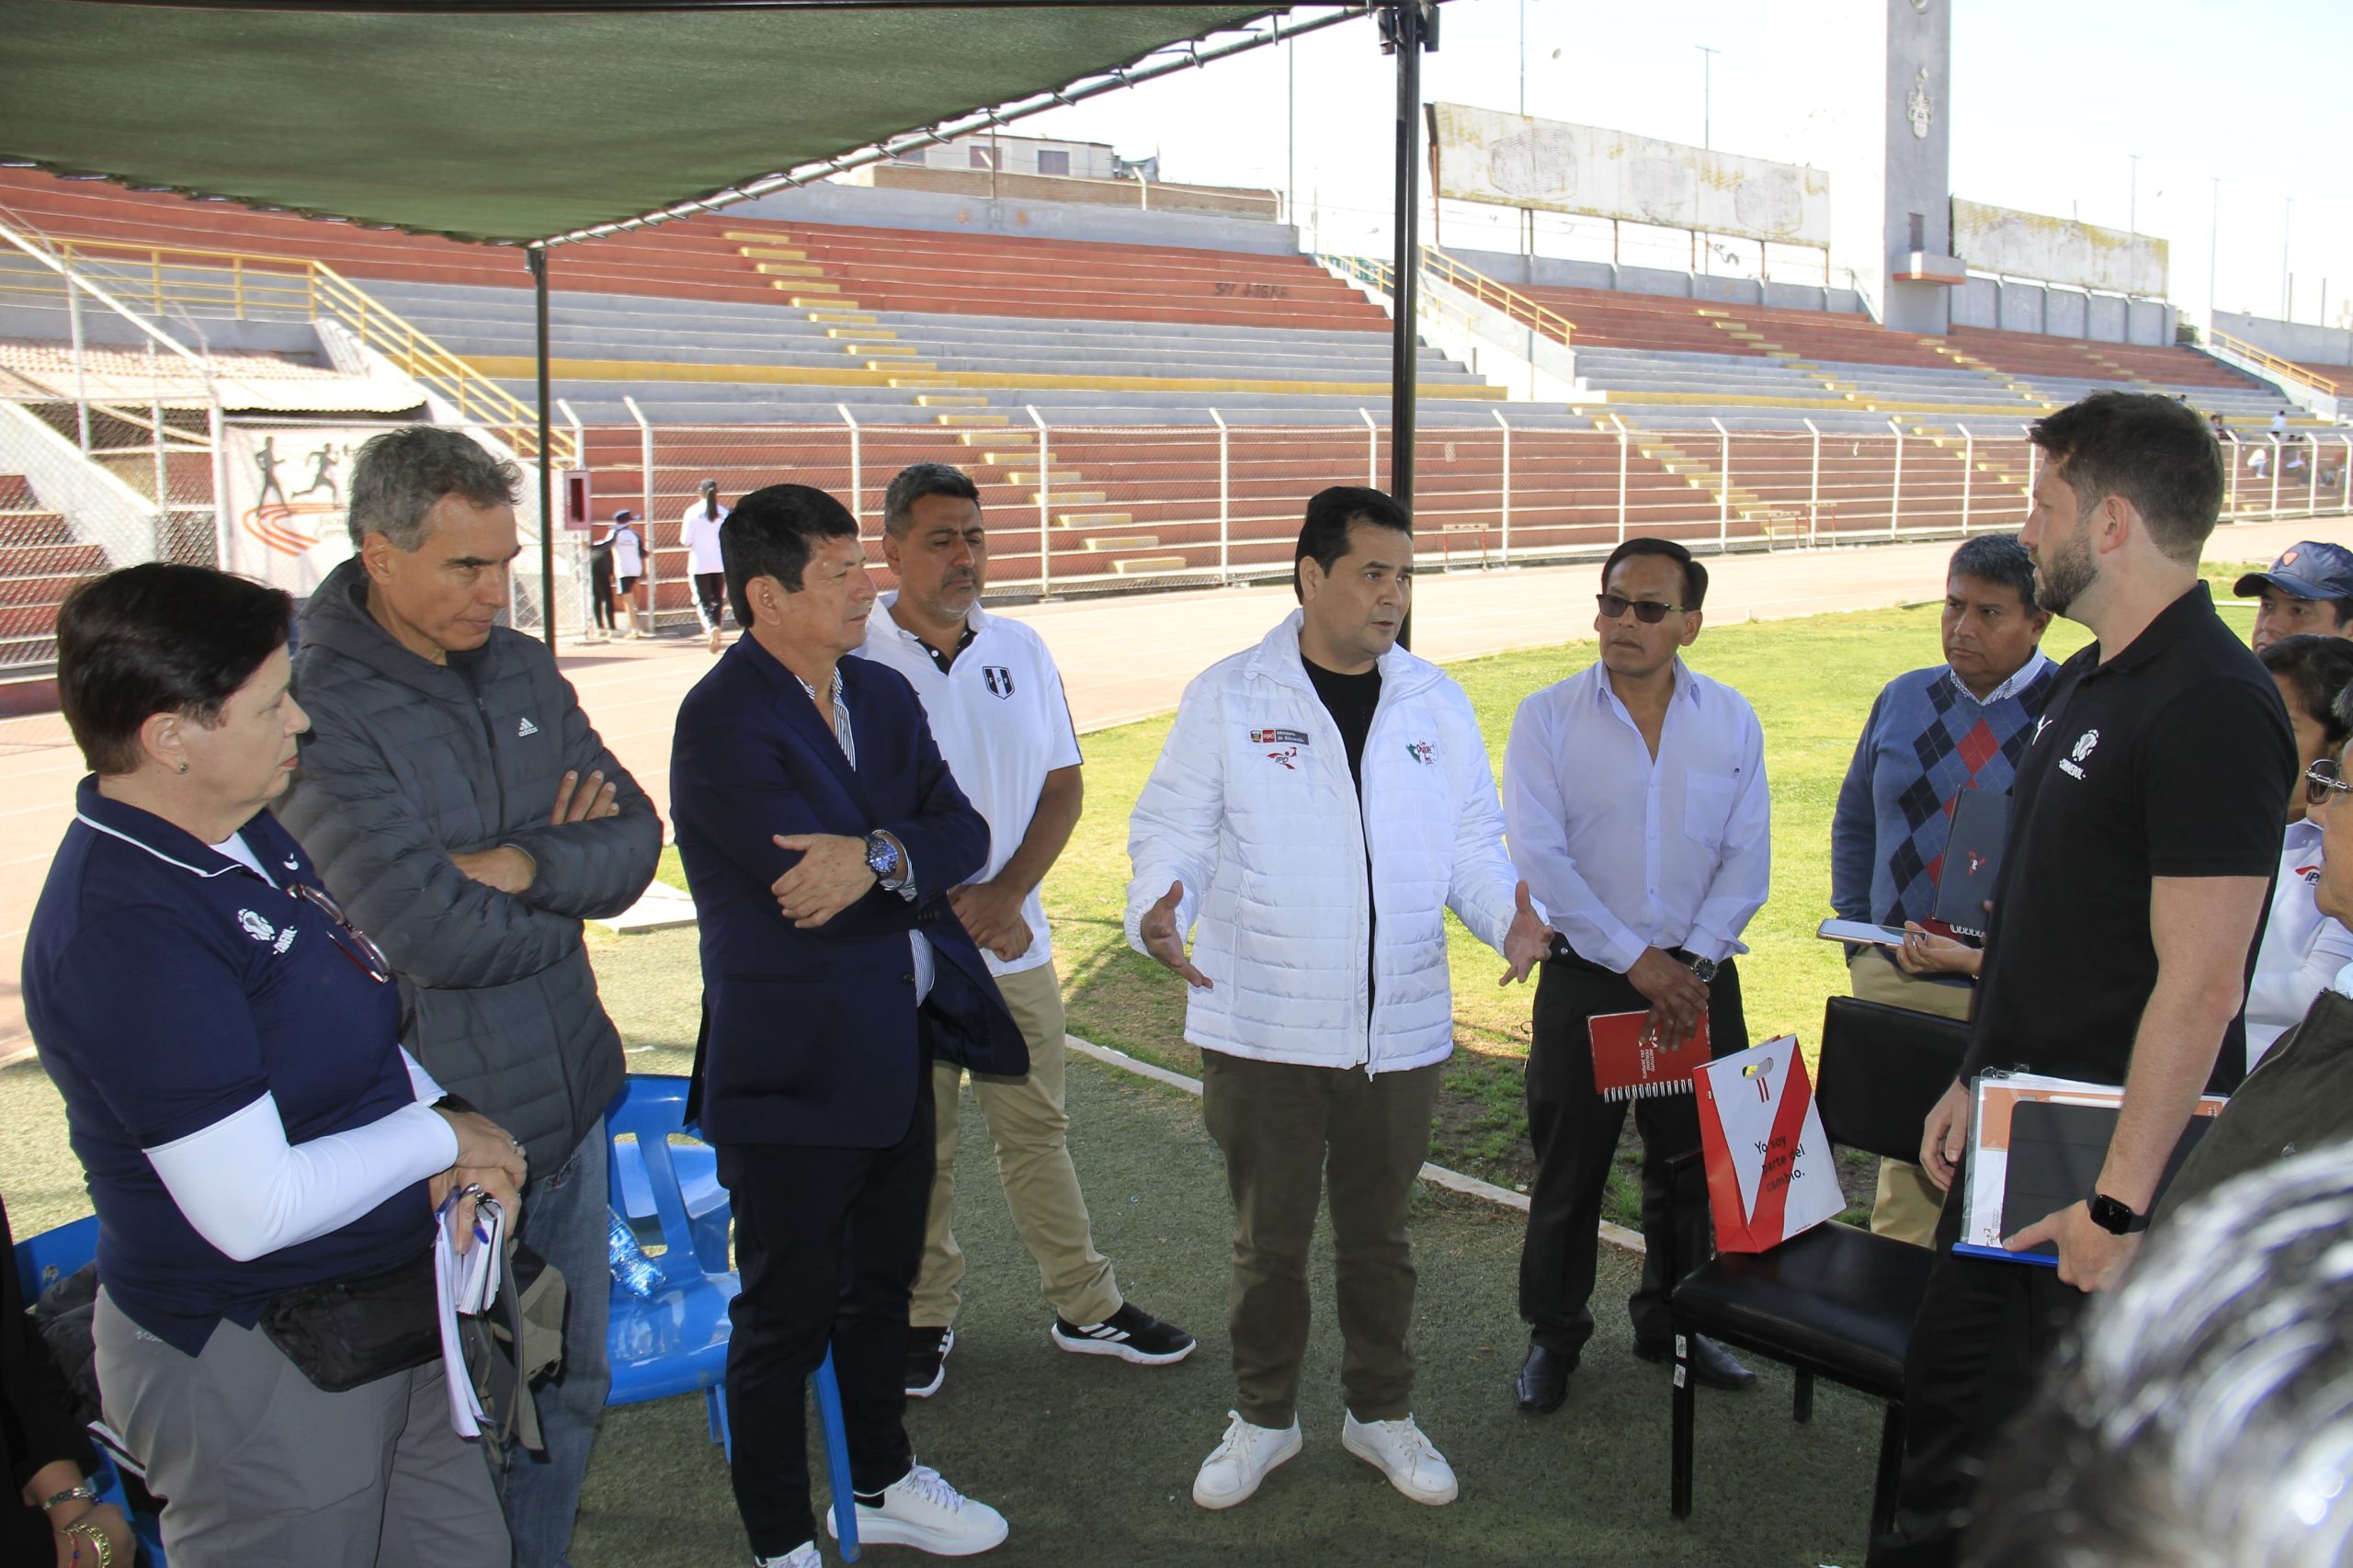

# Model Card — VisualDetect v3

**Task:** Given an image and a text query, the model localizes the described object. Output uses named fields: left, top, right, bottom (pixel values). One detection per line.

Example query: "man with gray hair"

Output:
left=1828, top=532, right=2056, bottom=1246
left=278, top=423, right=662, bottom=1568
left=853, top=461, right=1194, bottom=1400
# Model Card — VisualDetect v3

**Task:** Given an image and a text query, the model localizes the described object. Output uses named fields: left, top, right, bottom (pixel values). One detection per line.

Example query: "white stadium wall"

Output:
left=1428, top=104, right=1832, bottom=251
left=2215, top=311, right=2353, bottom=368
left=1950, top=199, right=2168, bottom=300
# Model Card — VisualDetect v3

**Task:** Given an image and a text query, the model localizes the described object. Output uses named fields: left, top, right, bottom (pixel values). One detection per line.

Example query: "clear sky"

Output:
left=1002, top=0, right=2350, bottom=330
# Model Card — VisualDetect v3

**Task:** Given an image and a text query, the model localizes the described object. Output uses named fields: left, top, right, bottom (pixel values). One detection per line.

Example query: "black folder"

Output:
left=1934, top=790, right=2009, bottom=937
left=1997, top=1100, right=2216, bottom=1262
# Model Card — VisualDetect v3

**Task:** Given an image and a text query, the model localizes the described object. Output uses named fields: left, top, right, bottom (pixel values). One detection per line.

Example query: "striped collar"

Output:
left=71, top=776, right=269, bottom=881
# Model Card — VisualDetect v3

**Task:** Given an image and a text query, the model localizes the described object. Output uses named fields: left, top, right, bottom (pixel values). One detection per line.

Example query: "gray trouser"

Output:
left=95, top=1286, right=508, bottom=1568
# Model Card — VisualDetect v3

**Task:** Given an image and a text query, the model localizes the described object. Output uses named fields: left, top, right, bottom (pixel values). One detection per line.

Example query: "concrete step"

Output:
left=825, top=327, right=894, bottom=340
left=915, top=394, right=990, bottom=407
left=1109, top=556, right=1188, bottom=575
left=848, top=343, right=920, bottom=357
left=961, top=429, right=1029, bottom=446
left=937, top=414, right=1009, bottom=427
left=806, top=311, right=879, bottom=326
left=870, top=359, right=936, bottom=371
left=1057, top=510, right=1132, bottom=528
left=1033, top=490, right=1108, bottom=506
left=723, top=230, right=794, bottom=243
left=738, top=246, right=808, bottom=262
left=1004, top=470, right=1083, bottom=486
left=889, top=379, right=960, bottom=390
left=779, top=286, right=847, bottom=300
left=755, top=263, right=826, bottom=278
left=1082, top=535, right=1161, bottom=551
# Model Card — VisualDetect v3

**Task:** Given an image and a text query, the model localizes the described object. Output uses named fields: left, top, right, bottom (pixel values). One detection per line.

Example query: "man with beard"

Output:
left=1868, top=392, right=2295, bottom=1567
left=854, top=463, right=1194, bottom=1398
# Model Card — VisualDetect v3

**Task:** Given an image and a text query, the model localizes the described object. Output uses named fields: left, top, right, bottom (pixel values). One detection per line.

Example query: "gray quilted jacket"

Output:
left=277, top=558, right=660, bottom=1172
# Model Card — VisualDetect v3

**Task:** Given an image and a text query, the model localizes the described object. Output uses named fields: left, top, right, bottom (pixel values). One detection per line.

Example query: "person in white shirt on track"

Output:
left=683, top=479, right=731, bottom=653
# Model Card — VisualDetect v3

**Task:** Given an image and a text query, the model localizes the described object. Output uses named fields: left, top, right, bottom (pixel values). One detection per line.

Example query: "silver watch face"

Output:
left=1689, top=957, right=1718, bottom=983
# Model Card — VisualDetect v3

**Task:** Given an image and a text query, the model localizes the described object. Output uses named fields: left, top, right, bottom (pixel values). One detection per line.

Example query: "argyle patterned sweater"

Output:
left=1830, top=661, right=2061, bottom=927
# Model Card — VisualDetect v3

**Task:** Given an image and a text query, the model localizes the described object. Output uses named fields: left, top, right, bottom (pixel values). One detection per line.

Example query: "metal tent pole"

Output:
left=1386, top=1, right=1426, bottom=508
left=529, top=247, right=557, bottom=649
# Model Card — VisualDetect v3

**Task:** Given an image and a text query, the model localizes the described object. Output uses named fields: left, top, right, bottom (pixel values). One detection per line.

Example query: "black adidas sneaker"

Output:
left=1049, top=1302, right=1197, bottom=1365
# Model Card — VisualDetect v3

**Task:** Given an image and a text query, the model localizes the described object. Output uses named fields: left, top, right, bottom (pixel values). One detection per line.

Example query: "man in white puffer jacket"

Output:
left=1126, top=486, right=1551, bottom=1514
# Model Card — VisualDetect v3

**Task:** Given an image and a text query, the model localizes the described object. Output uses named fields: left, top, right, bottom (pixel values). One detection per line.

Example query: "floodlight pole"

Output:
left=529, top=246, right=556, bottom=649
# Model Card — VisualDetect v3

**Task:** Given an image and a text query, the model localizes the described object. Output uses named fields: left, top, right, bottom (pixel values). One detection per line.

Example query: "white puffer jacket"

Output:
left=1124, top=611, right=1525, bottom=1074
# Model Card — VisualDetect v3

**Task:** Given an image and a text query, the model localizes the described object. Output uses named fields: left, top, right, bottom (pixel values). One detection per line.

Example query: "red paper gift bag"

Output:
left=1694, top=1035, right=1845, bottom=1253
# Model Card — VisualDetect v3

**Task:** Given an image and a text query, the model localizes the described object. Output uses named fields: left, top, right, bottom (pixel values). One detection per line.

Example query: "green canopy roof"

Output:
left=0, top=0, right=1283, bottom=244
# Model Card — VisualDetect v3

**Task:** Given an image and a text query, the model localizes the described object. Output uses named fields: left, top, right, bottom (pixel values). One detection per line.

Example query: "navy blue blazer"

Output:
left=672, top=634, right=1027, bottom=1148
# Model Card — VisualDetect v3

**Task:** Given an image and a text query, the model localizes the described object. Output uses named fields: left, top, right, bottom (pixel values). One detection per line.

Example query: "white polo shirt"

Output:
left=681, top=502, right=729, bottom=574
left=854, top=593, right=1083, bottom=975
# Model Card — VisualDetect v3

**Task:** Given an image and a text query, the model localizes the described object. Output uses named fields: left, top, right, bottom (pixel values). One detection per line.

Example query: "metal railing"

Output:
left=1323, top=247, right=1577, bottom=352
left=2210, top=330, right=2338, bottom=397
left=0, top=235, right=574, bottom=466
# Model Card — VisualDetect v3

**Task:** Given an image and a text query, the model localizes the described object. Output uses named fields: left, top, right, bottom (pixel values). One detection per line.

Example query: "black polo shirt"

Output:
left=1961, top=583, right=2293, bottom=1093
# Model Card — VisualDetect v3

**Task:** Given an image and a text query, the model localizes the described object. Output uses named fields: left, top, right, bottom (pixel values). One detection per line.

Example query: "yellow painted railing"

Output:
left=2211, top=329, right=2337, bottom=398
left=2, top=236, right=574, bottom=464
left=1415, top=246, right=1576, bottom=349
left=1321, top=249, right=1576, bottom=352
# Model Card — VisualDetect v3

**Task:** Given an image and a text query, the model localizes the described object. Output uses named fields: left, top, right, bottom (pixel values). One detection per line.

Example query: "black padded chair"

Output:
left=1665, top=995, right=1969, bottom=1541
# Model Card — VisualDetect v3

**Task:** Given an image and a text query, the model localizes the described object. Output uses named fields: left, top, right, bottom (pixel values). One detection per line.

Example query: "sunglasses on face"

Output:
left=2309, top=758, right=2353, bottom=810
left=1597, top=593, right=1686, bottom=625
left=290, top=881, right=392, bottom=983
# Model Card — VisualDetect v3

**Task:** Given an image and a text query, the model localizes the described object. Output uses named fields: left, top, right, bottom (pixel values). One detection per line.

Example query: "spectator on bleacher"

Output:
left=684, top=479, right=731, bottom=654
left=586, top=515, right=617, bottom=644
left=23, top=563, right=525, bottom=1568
left=2235, top=540, right=2353, bottom=654
left=1502, top=538, right=1770, bottom=1414
left=1829, top=534, right=2056, bottom=1247
left=1961, top=1144, right=2353, bottom=1568
left=1126, top=487, right=1549, bottom=1512
left=854, top=463, right=1195, bottom=1401
left=2206, top=410, right=2227, bottom=441
left=1871, top=392, right=2294, bottom=1568
left=670, top=483, right=1023, bottom=1564
left=2271, top=408, right=2290, bottom=439
left=2245, top=635, right=2353, bottom=1069
left=277, top=427, right=662, bottom=1568
left=610, top=507, right=647, bottom=639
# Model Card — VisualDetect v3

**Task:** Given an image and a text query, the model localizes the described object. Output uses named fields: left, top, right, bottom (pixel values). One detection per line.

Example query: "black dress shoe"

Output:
left=1514, top=1343, right=1576, bottom=1414
left=1632, top=1334, right=1756, bottom=1391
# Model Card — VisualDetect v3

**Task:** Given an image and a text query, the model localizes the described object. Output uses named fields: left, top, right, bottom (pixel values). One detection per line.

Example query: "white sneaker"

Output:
left=1341, top=1412, right=1458, bottom=1506
left=754, top=1544, right=821, bottom=1568
left=824, top=1463, right=1007, bottom=1556
left=1191, top=1410, right=1302, bottom=1510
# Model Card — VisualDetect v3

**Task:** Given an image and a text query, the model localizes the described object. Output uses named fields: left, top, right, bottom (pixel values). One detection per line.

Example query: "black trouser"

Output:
left=694, top=571, right=728, bottom=632
left=1518, top=950, right=1747, bottom=1357
left=589, top=552, right=615, bottom=629
left=715, top=1088, right=933, bottom=1557
left=1864, top=1170, right=2086, bottom=1568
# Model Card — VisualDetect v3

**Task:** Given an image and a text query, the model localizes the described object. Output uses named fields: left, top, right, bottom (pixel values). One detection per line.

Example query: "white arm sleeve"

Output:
left=399, top=1047, right=447, bottom=1104
left=144, top=1094, right=460, bottom=1263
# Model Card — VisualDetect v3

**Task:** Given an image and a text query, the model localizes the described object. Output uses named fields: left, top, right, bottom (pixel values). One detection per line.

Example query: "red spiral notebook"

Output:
left=1587, top=1010, right=1711, bottom=1102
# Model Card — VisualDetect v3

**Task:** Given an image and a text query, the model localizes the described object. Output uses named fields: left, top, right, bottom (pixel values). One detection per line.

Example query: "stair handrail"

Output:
left=1415, top=247, right=1575, bottom=349
left=2209, top=329, right=2337, bottom=397
left=0, top=231, right=573, bottom=465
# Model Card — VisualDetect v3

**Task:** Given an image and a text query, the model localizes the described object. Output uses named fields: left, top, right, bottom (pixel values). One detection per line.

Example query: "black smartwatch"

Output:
left=2086, top=1191, right=2148, bottom=1235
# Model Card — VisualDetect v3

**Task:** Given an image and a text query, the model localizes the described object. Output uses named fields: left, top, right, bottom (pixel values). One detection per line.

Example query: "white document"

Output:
left=434, top=1191, right=506, bottom=1437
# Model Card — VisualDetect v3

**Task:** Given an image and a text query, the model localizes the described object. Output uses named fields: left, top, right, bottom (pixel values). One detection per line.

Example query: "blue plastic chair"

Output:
left=602, top=1074, right=858, bottom=1560
left=611, top=1125, right=730, bottom=1273
left=12, top=1214, right=170, bottom=1568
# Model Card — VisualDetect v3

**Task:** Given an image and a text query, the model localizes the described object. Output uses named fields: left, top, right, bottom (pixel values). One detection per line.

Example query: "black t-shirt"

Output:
left=1303, top=656, right=1381, bottom=792
left=1304, top=653, right=1381, bottom=1013
left=1961, top=583, right=2295, bottom=1092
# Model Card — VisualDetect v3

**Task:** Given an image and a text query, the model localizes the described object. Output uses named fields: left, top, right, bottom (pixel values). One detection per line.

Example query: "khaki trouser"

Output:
left=1847, top=948, right=1974, bottom=1249
left=913, top=959, right=1122, bottom=1329
left=1199, top=1050, right=1442, bottom=1429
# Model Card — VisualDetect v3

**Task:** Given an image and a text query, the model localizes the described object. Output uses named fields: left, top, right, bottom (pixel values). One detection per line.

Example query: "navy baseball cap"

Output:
left=2235, top=541, right=2353, bottom=603
left=611, top=508, right=636, bottom=522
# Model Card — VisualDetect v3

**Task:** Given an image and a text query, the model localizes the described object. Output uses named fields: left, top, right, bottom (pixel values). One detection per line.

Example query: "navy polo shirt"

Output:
left=23, top=780, right=430, bottom=1354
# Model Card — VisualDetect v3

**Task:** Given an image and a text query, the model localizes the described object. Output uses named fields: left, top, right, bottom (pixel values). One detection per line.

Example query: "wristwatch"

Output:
left=863, top=831, right=904, bottom=887
left=2086, top=1191, right=2149, bottom=1235
left=1687, top=955, right=1719, bottom=984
